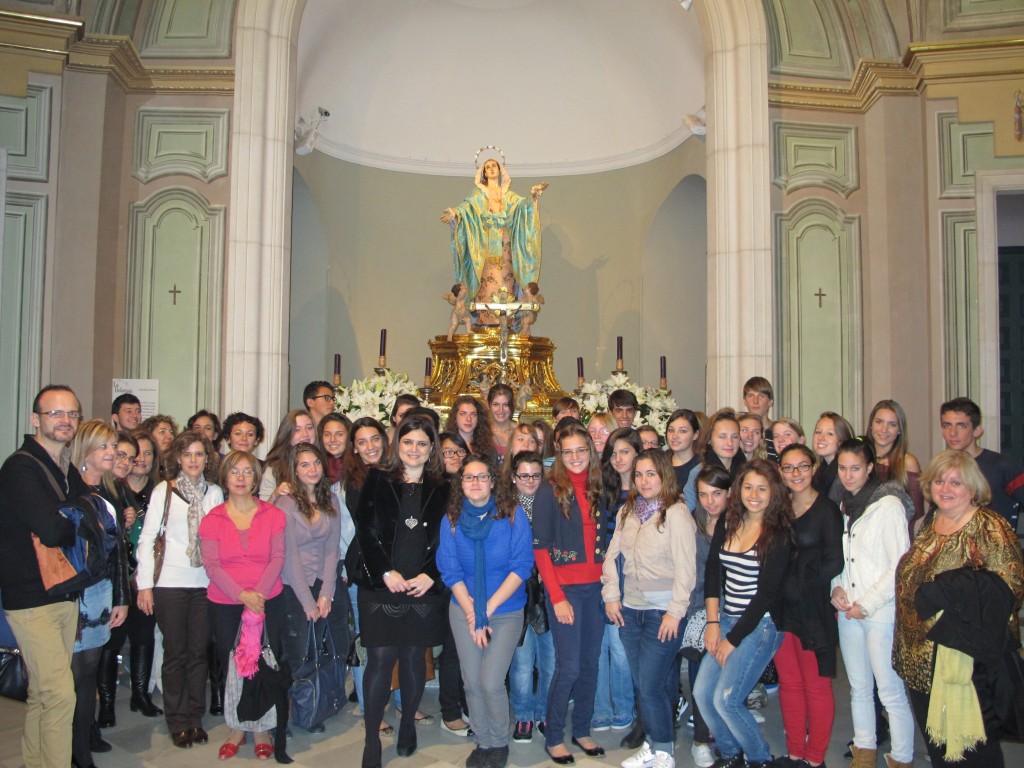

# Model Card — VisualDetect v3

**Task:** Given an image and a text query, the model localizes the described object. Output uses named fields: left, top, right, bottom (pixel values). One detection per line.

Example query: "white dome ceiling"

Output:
left=296, top=0, right=705, bottom=176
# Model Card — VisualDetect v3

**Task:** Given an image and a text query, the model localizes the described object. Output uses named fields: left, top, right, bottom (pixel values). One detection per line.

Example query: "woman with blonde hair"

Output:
left=895, top=450, right=1024, bottom=768
left=586, top=412, right=617, bottom=455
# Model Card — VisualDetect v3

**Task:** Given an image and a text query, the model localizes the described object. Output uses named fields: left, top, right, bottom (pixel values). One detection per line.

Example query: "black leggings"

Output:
left=71, top=646, right=102, bottom=767
left=361, top=645, right=426, bottom=767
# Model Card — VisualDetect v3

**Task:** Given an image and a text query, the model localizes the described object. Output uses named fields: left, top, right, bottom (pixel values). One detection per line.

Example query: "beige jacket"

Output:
left=602, top=501, right=697, bottom=619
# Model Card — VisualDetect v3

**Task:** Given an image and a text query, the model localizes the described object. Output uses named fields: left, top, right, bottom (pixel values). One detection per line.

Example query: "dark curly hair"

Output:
left=343, top=417, right=389, bottom=491
left=163, top=429, right=219, bottom=483
left=282, top=442, right=336, bottom=520
left=445, top=395, right=495, bottom=461
left=446, top=454, right=516, bottom=528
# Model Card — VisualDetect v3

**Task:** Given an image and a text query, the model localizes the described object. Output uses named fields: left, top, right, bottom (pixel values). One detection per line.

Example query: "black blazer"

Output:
left=352, top=467, right=449, bottom=593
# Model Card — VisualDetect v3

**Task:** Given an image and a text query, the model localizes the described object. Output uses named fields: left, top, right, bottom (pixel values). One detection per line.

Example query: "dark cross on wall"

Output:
left=169, top=284, right=181, bottom=305
left=814, top=288, right=826, bottom=308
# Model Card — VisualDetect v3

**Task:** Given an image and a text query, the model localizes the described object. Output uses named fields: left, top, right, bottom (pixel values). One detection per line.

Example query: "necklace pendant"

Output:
left=405, top=516, right=418, bottom=529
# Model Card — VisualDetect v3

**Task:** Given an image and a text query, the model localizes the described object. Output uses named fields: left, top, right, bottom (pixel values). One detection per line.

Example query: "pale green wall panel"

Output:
left=764, top=0, right=854, bottom=80
left=126, top=188, right=224, bottom=425
left=941, top=211, right=979, bottom=400
left=938, top=112, right=1024, bottom=199
left=0, top=85, right=51, bottom=183
left=140, top=0, right=236, bottom=59
left=943, top=0, right=1024, bottom=31
left=1, top=191, right=46, bottom=454
left=133, top=107, right=230, bottom=182
left=772, top=121, right=859, bottom=197
left=775, top=199, right=862, bottom=431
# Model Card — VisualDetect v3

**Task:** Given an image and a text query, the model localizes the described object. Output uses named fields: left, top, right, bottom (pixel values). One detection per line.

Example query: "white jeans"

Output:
left=837, top=613, right=915, bottom=763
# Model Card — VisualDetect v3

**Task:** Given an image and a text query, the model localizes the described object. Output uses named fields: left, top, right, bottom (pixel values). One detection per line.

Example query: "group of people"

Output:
left=1, top=376, right=1023, bottom=768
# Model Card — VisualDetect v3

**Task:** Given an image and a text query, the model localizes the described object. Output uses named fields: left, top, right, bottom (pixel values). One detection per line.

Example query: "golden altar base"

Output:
left=425, top=330, right=568, bottom=419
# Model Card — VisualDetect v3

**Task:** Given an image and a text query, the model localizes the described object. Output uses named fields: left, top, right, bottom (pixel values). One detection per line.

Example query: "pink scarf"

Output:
left=235, top=607, right=266, bottom=679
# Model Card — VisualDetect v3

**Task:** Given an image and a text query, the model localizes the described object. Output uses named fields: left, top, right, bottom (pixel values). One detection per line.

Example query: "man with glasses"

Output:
left=0, top=384, right=87, bottom=768
left=302, top=380, right=336, bottom=427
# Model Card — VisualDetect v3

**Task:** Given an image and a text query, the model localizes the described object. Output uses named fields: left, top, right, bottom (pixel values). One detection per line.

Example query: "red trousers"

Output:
left=774, top=632, right=835, bottom=764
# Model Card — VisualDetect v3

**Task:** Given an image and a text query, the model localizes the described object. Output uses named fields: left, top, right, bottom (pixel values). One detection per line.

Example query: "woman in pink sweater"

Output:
left=199, top=451, right=286, bottom=760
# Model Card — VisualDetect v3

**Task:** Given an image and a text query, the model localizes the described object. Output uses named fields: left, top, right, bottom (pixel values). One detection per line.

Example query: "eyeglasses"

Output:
left=309, top=394, right=334, bottom=402
left=515, top=473, right=542, bottom=481
left=780, top=462, right=813, bottom=474
left=462, top=474, right=493, bottom=484
left=560, top=447, right=589, bottom=458
left=115, top=451, right=138, bottom=465
left=442, top=448, right=467, bottom=458
left=228, top=468, right=255, bottom=477
left=36, top=409, right=81, bottom=420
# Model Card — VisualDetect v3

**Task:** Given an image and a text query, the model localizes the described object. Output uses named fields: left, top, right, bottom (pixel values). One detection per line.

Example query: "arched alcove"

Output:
left=642, top=175, right=708, bottom=407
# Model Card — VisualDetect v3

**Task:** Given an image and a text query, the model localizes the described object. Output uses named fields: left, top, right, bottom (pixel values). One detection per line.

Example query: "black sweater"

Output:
left=0, top=436, right=85, bottom=609
left=704, top=515, right=791, bottom=647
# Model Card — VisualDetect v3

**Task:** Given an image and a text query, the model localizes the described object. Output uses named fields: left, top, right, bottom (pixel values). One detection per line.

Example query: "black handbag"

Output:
left=0, top=646, right=28, bottom=702
left=289, top=619, right=347, bottom=729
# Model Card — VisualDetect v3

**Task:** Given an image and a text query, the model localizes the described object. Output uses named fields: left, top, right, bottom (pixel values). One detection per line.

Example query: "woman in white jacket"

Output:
left=830, top=438, right=914, bottom=768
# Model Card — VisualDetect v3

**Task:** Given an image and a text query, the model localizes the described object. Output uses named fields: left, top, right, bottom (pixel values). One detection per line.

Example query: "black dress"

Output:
left=354, top=470, right=449, bottom=647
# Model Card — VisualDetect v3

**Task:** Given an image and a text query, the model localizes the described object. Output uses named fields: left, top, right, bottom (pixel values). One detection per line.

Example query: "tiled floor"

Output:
left=1, top=669, right=1021, bottom=767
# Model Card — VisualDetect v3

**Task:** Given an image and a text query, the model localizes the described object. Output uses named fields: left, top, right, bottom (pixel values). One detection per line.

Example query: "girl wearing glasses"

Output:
left=775, top=444, right=844, bottom=768
left=532, top=421, right=608, bottom=763
left=352, top=415, right=450, bottom=768
left=277, top=442, right=346, bottom=732
left=438, top=455, right=534, bottom=768
left=508, top=450, right=554, bottom=743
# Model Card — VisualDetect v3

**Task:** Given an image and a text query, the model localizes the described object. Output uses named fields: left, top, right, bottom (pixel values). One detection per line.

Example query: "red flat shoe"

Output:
left=218, top=742, right=239, bottom=760
left=255, top=743, right=274, bottom=760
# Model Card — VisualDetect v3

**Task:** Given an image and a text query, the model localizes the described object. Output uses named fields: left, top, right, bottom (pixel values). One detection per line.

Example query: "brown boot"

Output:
left=850, top=745, right=877, bottom=768
left=883, top=754, right=912, bottom=768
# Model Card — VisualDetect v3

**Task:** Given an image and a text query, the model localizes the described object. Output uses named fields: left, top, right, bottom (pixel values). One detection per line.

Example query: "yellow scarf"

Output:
left=926, top=641, right=986, bottom=761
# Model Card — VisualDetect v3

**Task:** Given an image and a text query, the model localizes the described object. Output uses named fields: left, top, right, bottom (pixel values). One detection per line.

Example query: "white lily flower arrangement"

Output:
left=578, top=372, right=678, bottom=434
left=334, top=370, right=423, bottom=422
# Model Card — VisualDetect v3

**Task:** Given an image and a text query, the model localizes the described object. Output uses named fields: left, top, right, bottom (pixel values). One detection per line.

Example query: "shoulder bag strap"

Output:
left=15, top=450, right=66, bottom=501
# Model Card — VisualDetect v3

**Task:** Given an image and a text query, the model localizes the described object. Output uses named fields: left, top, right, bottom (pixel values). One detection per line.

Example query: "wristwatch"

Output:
left=383, top=570, right=393, bottom=580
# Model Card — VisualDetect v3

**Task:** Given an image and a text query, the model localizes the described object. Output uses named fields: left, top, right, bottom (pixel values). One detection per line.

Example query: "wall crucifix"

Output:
left=814, top=287, right=826, bottom=308
left=168, top=284, right=181, bottom=305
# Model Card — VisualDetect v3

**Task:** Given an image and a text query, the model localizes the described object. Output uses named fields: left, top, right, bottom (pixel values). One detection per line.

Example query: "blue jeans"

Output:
left=618, top=607, right=682, bottom=754
left=593, top=623, right=636, bottom=727
left=694, top=613, right=782, bottom=763
left=349, top=582, right=365, bottom=711
left=545, top=582, right=604, bottom=747
left=510, top=624, right=555, bottom=722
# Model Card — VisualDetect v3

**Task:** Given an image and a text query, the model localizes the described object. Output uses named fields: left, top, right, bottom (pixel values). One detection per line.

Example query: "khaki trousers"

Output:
left=5, top=600, right=79, bottom=768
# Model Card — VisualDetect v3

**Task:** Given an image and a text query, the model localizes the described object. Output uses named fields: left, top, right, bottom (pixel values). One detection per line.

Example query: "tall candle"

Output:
left=660, top=355, right=666, bottom=379
left=616, top=336, right=623, bottom=361
left=379, top=329, right=387, bottom=357
left=425, top=357, right=433, bottom=377
left=333, top=353, right=341, bottom=375
left=577, top=357, right=584, bottom=378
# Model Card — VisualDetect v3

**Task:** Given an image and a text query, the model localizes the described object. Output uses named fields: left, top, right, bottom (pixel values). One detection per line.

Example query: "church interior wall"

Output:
left=291, top=137, right=706, bottom=408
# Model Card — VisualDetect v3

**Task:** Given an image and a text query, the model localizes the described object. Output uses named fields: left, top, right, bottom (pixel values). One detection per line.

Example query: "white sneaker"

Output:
left=652, top=751, right=675, bottom=768
left=621, top=742, right=656, bottom=768
left=690, top=743, right=715, bottom=768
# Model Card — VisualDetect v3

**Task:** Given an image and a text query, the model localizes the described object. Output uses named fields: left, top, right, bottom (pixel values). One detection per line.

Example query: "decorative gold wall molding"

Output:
left=0, top=9, right=82, bottom=96
left=67, top=35, right=234, bottom=93
left=769, top=37, right=1024, bottom=113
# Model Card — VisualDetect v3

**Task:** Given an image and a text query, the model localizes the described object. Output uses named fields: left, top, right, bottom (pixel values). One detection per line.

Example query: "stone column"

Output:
left=224, top=0, right=306, bottom=439
left=696, top=1, right=773, bottom=411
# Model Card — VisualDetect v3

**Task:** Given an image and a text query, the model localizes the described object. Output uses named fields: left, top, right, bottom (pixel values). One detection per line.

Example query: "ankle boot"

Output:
left=849, top=745, right=877, bottom=768
left=129, top=642, right=163, bottom=717
left=96, top=646, right=119, bottom=728
left=208, top=641, right=225, bottom=715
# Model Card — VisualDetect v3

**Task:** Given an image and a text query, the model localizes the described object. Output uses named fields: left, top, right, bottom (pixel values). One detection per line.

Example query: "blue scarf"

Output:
left=458, top=497, right=497, bottom=630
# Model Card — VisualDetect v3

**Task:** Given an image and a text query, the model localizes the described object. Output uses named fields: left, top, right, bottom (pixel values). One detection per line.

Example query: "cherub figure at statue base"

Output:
left=471, top=371, right=496, bottom=401
left=518, top=282, right=544, bottom=337
left=444, top=283, right=471, bottom=341
left=516, top=376, right=534, bottom=413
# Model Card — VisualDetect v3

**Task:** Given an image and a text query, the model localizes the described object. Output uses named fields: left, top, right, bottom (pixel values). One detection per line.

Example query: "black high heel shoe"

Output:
left=571, top=738, right=605, bottom=757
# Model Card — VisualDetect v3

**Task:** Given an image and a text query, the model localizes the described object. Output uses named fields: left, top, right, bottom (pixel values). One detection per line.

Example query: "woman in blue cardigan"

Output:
left=438, top=454, right=534, bottom=768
